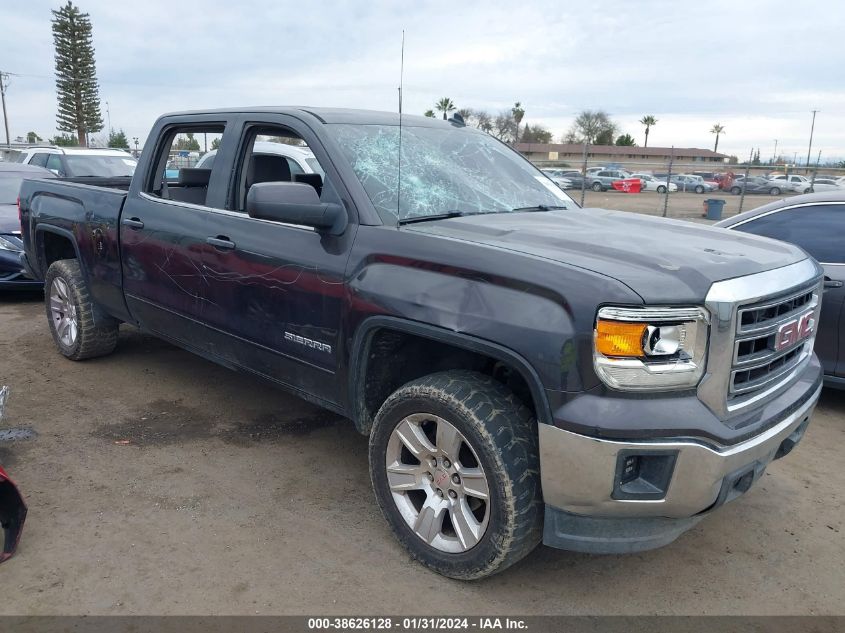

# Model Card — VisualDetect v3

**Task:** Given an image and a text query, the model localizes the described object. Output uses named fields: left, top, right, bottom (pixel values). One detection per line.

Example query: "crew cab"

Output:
left=19, top=108, right=823, bottom=579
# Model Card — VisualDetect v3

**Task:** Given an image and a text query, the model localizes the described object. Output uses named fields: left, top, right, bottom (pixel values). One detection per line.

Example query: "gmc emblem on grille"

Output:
left=774, top=311, right=815, bottom=351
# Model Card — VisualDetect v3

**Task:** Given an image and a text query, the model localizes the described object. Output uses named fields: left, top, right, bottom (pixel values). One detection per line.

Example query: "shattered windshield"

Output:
left=328, top=123, right=576, bottom=223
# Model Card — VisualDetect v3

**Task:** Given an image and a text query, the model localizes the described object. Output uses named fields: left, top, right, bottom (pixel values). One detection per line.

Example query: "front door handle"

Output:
left=824, top=277, right=843, bottom=289
left=122, top=217, right=144, bottom=230
left=206, top=236, right=236, bottom=250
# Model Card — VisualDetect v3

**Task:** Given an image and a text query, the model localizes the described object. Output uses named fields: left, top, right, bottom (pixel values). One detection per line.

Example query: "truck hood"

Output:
left=405, top=208, right=808, bottom=303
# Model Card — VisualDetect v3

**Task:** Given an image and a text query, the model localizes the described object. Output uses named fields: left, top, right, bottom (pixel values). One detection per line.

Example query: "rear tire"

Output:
left=769, top=187, right=781, bottom=195
left=591, top=182, right=603, bottom=192
left=45, top=259, right=118, bottom=361
left=731, top=186, right=741, bottom=195
left=657, top=185, right=667, bottom=194
left=369, top=370, right=542, bottom=580
left=695, top=185, right=705, bottom=194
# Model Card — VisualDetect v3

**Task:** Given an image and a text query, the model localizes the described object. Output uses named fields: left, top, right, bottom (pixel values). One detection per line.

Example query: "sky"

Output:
left=2, top=0, right=844, bottom=162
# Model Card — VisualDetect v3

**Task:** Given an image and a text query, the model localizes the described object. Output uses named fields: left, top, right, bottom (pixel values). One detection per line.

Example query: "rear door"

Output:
left=120, top=118, right=229, bottom=351
left=195, top=115, right=357, bottom=406
left=734, top=202, right=844, bottom=375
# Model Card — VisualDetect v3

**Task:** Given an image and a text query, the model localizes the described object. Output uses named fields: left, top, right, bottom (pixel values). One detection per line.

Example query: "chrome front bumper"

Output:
left=539, top=382, right=820, bottom=519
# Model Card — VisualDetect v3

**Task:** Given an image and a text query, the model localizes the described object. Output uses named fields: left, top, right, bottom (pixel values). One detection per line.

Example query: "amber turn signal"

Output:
left=595, top=320, right=647, bottom=357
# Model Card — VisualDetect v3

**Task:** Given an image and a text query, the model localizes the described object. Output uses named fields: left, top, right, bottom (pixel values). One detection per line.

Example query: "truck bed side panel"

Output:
left=22, top=180, right=130, bottom=322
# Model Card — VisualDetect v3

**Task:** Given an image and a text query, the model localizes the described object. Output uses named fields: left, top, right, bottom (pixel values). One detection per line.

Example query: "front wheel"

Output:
left=657, top=185, right=667, bottom=194
left=45, top=259, right=119, bottom=360
left=731, top=186, right=741, bottom=195
left=591, top=182, right=603, bottom=192
left=769, top=187, right=781, bottom=196
left=695, top=185, right=705, bottom=194
left=369, top=370, right=542, bottom=580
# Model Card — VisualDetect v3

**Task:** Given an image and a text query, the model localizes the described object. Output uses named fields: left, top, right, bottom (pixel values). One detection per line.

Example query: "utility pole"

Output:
left=0, top=71, right=10, bottom=149
left=805, top=109, right=818, bottom=174
left=106, top=100, right=111, bottom=134
left=772, top=139, right=778, bottom=164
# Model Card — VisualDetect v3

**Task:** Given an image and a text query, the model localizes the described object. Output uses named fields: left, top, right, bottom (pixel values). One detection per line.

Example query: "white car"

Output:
left=806, top=178, right=843, bottom=193
left=196, top=141, right=323, bottom=176
left=15, top=146, right=137, bottom=177
left=768, top=174, right=812, bottom=193
left=630, top=173, right=678, bottom=193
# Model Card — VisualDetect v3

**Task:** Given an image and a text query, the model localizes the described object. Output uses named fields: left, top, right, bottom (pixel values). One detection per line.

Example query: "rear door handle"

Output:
left=824, top=278, right=843, bottom=289
left=122, top=217, right=144, bottom=229
left=206, top=236, right=236, bottom=250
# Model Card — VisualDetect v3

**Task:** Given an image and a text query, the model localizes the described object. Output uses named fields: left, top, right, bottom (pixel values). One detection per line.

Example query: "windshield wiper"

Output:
left=398, top=211, right=473, bottom=225
left=511, top=204, right=569, bottom=212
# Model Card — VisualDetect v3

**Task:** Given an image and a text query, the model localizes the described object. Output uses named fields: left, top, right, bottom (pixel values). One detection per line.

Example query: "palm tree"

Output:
left=512, top=101, right=525, bottom=144
left=435, top=98, right=456, bottom=120
left=639, top=115, right=657, bottom=148
left=423, top=109, right=436, bottom=118
left=710, top=123, right=725, bottom=153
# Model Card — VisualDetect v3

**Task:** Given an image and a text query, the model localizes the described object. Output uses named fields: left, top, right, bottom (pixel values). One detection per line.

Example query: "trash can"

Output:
left=704, top=198, right=725, bottom=220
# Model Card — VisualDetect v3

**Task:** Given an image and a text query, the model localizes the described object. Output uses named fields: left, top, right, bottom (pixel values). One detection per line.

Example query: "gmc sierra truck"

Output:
left=19, top=108, right=823, bottom=579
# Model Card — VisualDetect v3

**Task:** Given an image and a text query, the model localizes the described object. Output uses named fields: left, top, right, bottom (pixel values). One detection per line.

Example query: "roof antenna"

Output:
left=396, top=29, right=405, bottom=228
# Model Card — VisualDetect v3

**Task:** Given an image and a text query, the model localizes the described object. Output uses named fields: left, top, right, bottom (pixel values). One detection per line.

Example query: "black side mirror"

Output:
left=246, top=182, right=347, bottom=235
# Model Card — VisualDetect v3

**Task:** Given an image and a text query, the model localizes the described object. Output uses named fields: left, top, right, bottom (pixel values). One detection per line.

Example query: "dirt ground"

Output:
left=0, top=290, right=843, bottom=616
left=576, top=189, right=797, bottom=221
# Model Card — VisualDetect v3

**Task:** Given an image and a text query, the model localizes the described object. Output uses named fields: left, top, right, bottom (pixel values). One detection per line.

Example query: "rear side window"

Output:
left=738, top=204, right=844, bottom=263
left=46, top=154, right=64, bottom=175
left=145, top=125, right=225, bottom=207
left=29, top=153, right=49, bottom=168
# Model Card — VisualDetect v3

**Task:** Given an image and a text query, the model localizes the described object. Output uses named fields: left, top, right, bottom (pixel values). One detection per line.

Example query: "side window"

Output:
left=46, top=154, right=65, bottom=175
left=145, top=125, right=224, bottom=207
left=29, top=153, right=49, bottom=168
left=740, top=205, right=843, bottom=263
left=233, top=127, right=332, bottom=212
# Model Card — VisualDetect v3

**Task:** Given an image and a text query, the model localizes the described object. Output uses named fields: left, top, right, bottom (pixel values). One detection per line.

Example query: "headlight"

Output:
left=593, top=306, right=709, bottom=391
left=0, top=235, right=22, bottom=252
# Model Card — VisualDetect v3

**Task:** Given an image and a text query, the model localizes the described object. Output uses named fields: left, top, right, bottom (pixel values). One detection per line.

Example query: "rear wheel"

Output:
left=369, top=370, right=542, bottom=580
left=731, top=186, right=741, bottom=195
left=657, top=185, right=667, bottom=194
left=45, top=259, right=118, bottom=360
left=769, top=187, right=781, bottom=195
left=591, top=182, right=603, bottom=192
left=695, top=185, right=705, bottom=194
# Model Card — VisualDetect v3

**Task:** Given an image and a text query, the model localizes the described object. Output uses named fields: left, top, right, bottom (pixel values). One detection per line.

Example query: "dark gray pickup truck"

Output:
left=19, top=108, right=823, bottom=579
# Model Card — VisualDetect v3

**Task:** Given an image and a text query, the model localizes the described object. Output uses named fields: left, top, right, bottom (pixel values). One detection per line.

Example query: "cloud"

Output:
left=2, top=0, right=843, bottom=159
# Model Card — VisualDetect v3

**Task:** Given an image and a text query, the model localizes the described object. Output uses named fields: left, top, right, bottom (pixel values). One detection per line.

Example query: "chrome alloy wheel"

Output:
left=50, top=277, right=78, bottom=347
left=385, top=413, right=490, bottom=553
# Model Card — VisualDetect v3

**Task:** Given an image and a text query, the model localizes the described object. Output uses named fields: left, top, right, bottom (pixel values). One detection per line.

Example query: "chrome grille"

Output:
left=728, top=283, right=819, bottom=401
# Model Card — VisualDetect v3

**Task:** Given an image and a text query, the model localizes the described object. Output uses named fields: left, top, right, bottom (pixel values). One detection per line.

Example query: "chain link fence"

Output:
left=529, top=155, right=845, bottom=223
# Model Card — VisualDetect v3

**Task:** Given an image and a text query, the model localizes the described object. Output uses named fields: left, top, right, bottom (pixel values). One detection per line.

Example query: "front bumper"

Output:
left=0, top=240, right=41, bottom=289
left=539, top=373, right=820, bottom=552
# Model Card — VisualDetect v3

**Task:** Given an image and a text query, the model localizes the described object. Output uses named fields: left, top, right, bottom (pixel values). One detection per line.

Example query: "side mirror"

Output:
left=246, top=182, right=347, bottom=235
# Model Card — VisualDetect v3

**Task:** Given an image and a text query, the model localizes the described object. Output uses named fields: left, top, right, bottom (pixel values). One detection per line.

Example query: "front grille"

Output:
left=728, top=283, right=819, bottom=401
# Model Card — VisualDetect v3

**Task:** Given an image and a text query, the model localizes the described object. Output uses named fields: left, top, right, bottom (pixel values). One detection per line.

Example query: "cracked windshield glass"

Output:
left=329, top=123, right=576, bottom=223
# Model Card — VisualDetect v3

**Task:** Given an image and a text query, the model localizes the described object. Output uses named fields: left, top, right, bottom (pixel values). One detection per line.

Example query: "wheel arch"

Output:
left=34, top=225, right=83, bottom=279
left=348, top=316, right=553, bottom=435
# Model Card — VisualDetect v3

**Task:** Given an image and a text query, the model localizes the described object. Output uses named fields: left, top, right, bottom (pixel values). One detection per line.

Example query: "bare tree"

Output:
left=567, top=110, right=617, bottom=144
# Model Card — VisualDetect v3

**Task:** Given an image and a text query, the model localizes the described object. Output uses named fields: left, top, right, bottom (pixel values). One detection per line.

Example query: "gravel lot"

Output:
left=1, top=279, right=844, bottom=615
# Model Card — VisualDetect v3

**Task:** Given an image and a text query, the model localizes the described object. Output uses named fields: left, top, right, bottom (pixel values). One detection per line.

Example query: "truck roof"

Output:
left=160, top=106, right=461, bottom=128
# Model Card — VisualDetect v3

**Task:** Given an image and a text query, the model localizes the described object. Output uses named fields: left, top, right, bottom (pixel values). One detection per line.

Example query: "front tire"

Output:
left=369, top=370, right=542, bottom=580
left=45, top=259, right=119, bottom=360
left=591, top=182, right=603, bottom=192
left=657, top=185, right=667, bottom=193
left=731, top=186, right=741, bottom=195
left=769, top=187, right=781, bottom=195
left=695, top=185, right=705, bottom=194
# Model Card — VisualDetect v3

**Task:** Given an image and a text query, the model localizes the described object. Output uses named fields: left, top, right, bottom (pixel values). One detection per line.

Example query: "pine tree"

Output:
left=52, top=2, right=103, bottom=146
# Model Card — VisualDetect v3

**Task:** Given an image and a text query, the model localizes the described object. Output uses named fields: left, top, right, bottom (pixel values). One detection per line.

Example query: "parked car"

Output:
left=807, top=178, right=843, bottom=193
left=0, top=162, right=55, bottom=288
left=630, top=173, right=678, bottom=193
left=670, top=174, right=718, bottom=193
left=769, top=174, right=813, bottom=194
left=589, top=169, right=632, bottom=191
left=195, top=140, right=323, bottom=176
left=0, top=386, right=28, bottom=565
left=540, top=169, right=573, bottom=189
left=728, top=177, right=785, bottom=195
left=19, top=106, right=824, bottom=579
left=716, top=191, right=844, bottom=387
left=559, top=170, right=588, bottom=189
left=16, top=146, right=137, bottom=178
